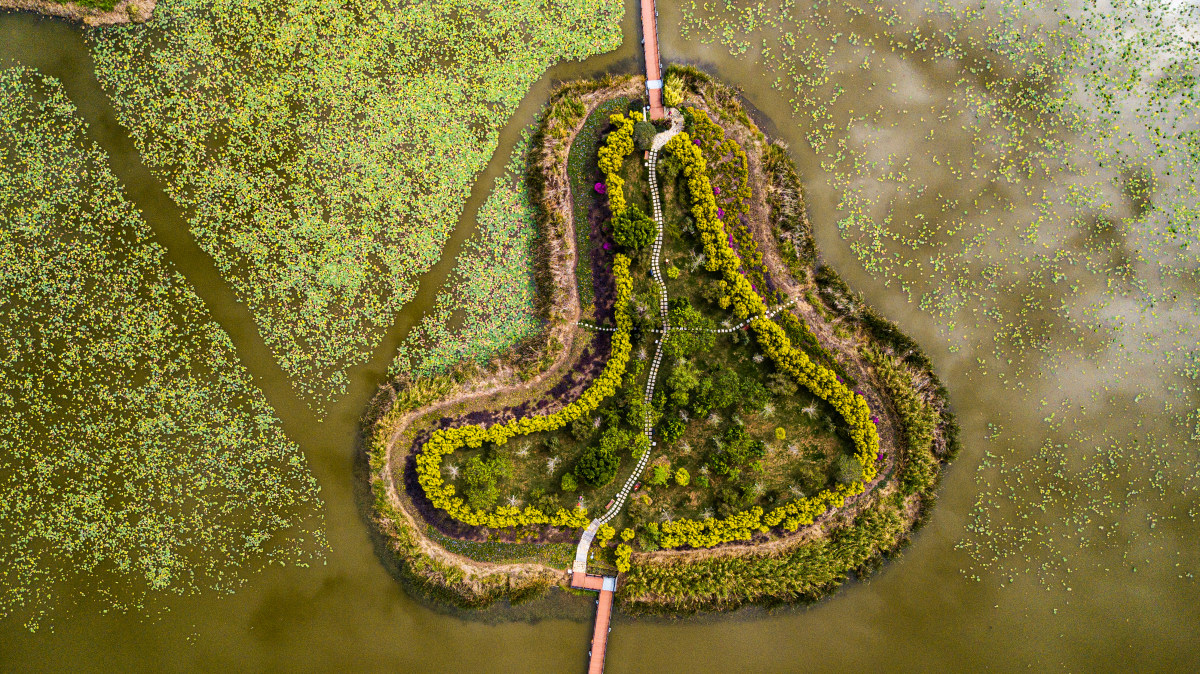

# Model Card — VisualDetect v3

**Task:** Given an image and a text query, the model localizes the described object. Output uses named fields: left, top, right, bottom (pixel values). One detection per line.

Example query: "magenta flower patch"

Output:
left=594, top=182, right=607, bottom=194
left=717, top=208, right=725, bottom=218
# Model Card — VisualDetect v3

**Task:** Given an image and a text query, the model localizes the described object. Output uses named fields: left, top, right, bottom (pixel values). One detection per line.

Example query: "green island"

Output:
left=366, top=67, right=959, bottom=615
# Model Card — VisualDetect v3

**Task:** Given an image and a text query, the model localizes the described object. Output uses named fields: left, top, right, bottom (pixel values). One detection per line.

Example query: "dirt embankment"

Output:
left=1, top=0, right=154, bottom=25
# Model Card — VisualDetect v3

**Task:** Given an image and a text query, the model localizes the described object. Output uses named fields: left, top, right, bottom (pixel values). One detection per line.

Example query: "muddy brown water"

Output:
left=1, top=0, right=1198, bottom=671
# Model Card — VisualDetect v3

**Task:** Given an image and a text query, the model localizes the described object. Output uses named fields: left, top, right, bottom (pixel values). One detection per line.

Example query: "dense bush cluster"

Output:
left=649, top=132, right=882, bottom=548
left=415, top=255, right=635, bottom=529
left=621, top=506, right=906, bottom=612
left=633, top=121, right=657, bottom=150
left=612, top=206, right=656, bottom=249
left=614, top=543, right=633, bottom=572
left=662, top=73, right=685, bottom=108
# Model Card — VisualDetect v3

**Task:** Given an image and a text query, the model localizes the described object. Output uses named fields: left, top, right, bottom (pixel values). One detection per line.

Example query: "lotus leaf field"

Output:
left=391, top=130, right=541, bottom=378
left=681, top=0, right=1200, bottom=593
left=89, top=0, right=624, bottom=405
left=0, top=69, right=325, bottom=628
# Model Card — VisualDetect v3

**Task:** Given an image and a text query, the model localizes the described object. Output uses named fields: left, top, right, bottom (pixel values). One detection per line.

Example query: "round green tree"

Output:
left=560, top=472, right=578, bottom=493
left=649, top=463, right=670, bottom=485
left=612, top=206, right=655, bottom=250
left=575, top=445, right=621, bottom=487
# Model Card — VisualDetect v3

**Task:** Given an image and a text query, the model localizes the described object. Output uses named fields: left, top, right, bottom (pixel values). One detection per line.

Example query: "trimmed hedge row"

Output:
left=654, top=132, right=882, bottom=549
left=414, top=254, right=635, bottom=530
left=598, top=112, right=637, bottom=214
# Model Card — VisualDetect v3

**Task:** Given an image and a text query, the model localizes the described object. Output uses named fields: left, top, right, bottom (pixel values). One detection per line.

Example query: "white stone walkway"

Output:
left=574, top=115, right=683, bottom=568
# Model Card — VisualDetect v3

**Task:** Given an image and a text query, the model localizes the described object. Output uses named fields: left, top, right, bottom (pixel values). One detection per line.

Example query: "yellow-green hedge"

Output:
left=656, top=132, right=881, bottom=549
left=415, top=254, right=635, bottom=530
left=598, top=112, right=638, bottom=214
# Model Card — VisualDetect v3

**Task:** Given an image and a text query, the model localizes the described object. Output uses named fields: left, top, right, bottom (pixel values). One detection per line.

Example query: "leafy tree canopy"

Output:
left=612, top=206, right=655, bottom=250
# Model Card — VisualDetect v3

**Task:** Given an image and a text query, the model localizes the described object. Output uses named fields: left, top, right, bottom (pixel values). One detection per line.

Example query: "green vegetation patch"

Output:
left=0, top=69, right=325, bottom=628
left=413, top=105, right=891, bottom=557
left=392, top=131, right=542, bottom=378
left=424, top=526, right=575, bottom=567
left=89, top=0, right=624, bottom=406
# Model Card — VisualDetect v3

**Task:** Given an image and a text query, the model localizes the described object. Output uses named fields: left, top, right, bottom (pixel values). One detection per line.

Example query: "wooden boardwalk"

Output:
left=640, top=0, right=665, bottom=119
left=572, top=572, right=617, bottom=674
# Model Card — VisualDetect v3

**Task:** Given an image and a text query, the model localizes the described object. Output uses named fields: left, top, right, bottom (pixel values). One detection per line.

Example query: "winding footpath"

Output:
left=573, top=111, right=684, bottom=573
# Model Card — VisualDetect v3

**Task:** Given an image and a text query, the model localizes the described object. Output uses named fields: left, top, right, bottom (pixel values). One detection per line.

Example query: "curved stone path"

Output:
left=574, top=116, right=682, bottom=571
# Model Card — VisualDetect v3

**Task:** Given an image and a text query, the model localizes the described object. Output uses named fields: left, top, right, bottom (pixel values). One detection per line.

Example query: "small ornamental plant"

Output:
left=614, top=543, right=632, bottom=572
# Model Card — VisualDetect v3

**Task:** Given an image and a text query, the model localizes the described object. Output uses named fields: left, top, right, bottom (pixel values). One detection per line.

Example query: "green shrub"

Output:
left=560, top=472, right=577, bottom=493
left=570, top=417, right=592, bottom=441
left=695, top=474, right=710, bottom=489
left=631, top=434, right=651, bottom=459
left=835, top=454, right=862, bottom=485
left=576, top=445, right=621, bottom=487
left=614, top=543, right=633, bottom=572
left=462, top=455, right=510, bottom=511
left=649, top=464, right=670, bottom=485
left=612, top=206, right=655, bottom=249
left=662, top=73, right=685, bottom=107
left=863, top=348, right=941, bottom=496
left=659, top=417, right=685, bottom=444
left=658, top=152, right=683, bottom=181
left=707, top=425, right=765, bottom=477
left=598, top=113, right=638, bottom=214
left=633, top=121, right=656, bottom=150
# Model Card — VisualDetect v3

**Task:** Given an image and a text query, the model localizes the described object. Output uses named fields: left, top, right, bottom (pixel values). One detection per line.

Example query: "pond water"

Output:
left=1, top=0, right=1198, bottom=670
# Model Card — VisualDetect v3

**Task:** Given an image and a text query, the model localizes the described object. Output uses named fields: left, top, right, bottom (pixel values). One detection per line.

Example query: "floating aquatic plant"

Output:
left=0, top=69, right=325, bottom=628
left=88, top=0, right=624, bottom=406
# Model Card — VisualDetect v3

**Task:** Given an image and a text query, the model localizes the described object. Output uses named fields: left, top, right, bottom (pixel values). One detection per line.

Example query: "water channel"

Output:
left=1, top=0, right=1197, bottom=670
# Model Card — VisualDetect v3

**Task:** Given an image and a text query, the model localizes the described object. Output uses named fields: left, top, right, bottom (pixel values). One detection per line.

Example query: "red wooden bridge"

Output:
left=572, top=571, right=617, bottom=674
left=640, top=0, right=665, bottom=119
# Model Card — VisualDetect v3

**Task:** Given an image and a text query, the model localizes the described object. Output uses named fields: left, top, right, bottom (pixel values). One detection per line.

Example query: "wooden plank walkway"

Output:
left=589, top=585, right=615, bottom=674
left=571, top=572, right=617, bottom=673
left=640, top=0, right=665, bottom=119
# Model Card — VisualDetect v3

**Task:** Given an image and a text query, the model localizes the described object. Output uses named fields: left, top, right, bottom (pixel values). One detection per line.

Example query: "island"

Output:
left=364, top=63, right=959, bottom=667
